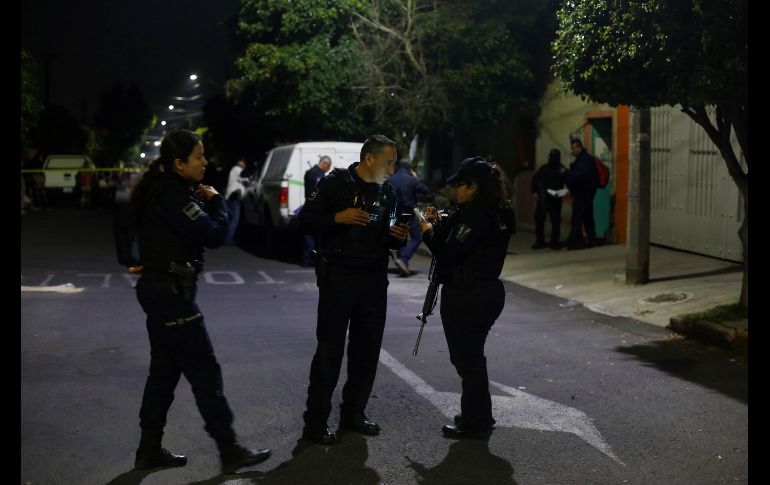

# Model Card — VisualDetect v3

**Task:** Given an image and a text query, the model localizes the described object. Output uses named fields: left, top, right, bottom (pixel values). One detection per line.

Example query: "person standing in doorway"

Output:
left=564, top=139, right=598, bottom=250
left=531, top=149, right=567, bottom=250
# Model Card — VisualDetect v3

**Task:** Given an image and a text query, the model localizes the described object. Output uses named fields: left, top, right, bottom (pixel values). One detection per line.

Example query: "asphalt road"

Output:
left=21, top=208, right=748, bottom=484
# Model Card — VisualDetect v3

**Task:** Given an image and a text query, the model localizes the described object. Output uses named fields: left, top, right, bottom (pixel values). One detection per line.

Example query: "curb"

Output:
left=668, top=317, right=748, bottom=354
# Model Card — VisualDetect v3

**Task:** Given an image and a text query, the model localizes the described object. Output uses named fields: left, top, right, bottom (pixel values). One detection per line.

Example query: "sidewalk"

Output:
left=420, top=227, right=746, bottom=352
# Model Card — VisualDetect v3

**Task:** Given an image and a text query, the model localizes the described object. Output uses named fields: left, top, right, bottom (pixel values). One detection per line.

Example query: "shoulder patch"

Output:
left=183, top=202, right=204, bottom=221
left=454, top=223, right=472, bottom=242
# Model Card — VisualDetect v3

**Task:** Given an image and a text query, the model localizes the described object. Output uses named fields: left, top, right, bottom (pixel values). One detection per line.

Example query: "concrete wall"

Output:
left=535, top=80, right=612, bottom=173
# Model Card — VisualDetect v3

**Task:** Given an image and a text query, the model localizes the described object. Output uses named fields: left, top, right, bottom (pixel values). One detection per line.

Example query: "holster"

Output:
left=314, top=252, right=330, bottom=289
left=169, top=261, right=201, bottom=303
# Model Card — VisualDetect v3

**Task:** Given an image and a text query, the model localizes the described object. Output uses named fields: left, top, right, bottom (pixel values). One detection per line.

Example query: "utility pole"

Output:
left=625, top=106, right=651, bottom=284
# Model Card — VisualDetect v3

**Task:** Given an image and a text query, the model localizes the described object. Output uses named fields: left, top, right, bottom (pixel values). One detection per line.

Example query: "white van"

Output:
left=242, top=141, right=363, bottom=242
left=43, top=155, right=94, bottom=194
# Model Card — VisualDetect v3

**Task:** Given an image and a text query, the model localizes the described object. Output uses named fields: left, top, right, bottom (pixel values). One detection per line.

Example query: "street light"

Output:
left=168, top=104, right=175, bottom=110
left=189, top=74, right=198, bottom=81
left=160, top=120, right=167, bottom=126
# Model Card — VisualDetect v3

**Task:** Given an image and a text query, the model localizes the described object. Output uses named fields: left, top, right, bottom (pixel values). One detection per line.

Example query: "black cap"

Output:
left=446, top=156, right=493, bottom=186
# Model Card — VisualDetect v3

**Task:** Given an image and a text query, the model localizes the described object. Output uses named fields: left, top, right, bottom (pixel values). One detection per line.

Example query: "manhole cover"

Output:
left=642, top=292, right=690, bottom=304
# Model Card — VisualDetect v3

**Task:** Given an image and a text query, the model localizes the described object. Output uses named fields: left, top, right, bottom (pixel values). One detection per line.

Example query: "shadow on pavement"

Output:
left=104, top=468, right=155, bottom=485
left=614, top=339, right=747, bottom=404
left=186, top=432, right=380, bottom=485
left=649, top=264, right=742, bottom=283
left=406, top=439, right=517, bottom=484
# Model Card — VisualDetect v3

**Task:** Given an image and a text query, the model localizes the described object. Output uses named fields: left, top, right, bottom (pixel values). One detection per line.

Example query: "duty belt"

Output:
left=142, top=260, right=204, bottom=275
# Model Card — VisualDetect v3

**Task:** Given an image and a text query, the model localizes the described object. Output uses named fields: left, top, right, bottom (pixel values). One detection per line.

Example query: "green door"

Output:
left=590, top=118, right=613, bottom=240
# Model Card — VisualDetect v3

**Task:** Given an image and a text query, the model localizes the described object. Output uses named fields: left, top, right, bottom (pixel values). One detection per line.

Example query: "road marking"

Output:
left=21, top=283, right=84, bottom=294
left=378, top=349, right=623, bottom=465
left=39, top=274, right=55, bottom=286
left=203, top=271, right=245, bottom=285
left=285, top=270, right=315, bottom=273
left=77, top=273, right=112, bottom=287
left=255, top=270, right=282, bottom=284
left=122, top=274, right=139, bottom=287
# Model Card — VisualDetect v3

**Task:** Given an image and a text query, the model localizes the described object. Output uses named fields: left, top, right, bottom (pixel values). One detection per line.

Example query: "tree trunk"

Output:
left=681, top=104, right=748, bottom=308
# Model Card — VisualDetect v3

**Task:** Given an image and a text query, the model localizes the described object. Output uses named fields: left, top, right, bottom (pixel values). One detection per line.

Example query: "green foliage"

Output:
left=21, top=49, right=44, bottom=155
left=227, top=0, right=366, bottom=138
left=33, top=105, right=92, bottom=154
left=227, top=0, right=558, bottom=145
left=551, top=0, right=747, bottom=108
left=682, top=303, right=748, bottom=323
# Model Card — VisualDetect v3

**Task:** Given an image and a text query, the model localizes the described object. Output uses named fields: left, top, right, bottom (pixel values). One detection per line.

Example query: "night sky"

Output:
left=21, top=0, right=241, bottom=122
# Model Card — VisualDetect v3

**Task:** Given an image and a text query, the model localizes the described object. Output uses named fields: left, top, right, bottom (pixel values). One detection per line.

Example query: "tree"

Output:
left=350, top=0, right=557, bottom=153
left=552, top=0, right=748, bottom=307
left=32, top=105, right=92, bottom=155
left=92, top=82, right=153, bottom=165
left=21, top=49, right=44, bottom=158
left=227, top=0, right=558, bottom=154
left=227, top=0, right=367, bottom=140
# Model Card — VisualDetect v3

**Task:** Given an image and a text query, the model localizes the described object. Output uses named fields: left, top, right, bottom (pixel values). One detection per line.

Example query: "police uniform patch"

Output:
left=308, top=190, right=318, bottom=201
left=454, top=223, right=472, bottom=242
left=183, top=202, right=204, bottom=221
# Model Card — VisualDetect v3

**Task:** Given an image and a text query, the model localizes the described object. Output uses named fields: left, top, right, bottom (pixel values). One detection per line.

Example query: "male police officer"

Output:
left=302, top=155, right=333, bottom=266
left=298, top=135, right=409, bottom=444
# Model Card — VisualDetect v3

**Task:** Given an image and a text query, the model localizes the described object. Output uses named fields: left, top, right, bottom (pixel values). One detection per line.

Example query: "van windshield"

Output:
left=263, top=147, right=293, bottom=181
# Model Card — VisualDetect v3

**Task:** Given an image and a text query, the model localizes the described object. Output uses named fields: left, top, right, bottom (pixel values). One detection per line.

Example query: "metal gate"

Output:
left=650, top=106, right=745, bottom=262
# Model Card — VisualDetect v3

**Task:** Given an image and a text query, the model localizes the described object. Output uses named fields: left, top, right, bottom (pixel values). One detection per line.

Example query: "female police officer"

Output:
left=417, top=156, right=516, bottom=439
left=114, top=129, right=271, bottom=473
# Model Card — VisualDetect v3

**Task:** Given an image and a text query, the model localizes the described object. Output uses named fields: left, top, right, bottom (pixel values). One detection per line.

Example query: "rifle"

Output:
left=413, top=254, right=439, bottom=357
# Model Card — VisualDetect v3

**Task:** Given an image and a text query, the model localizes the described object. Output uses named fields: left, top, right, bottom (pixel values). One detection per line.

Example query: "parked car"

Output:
left=242, top=141, right=363, bottom=252
left=43, top=155, right=94, bottom=197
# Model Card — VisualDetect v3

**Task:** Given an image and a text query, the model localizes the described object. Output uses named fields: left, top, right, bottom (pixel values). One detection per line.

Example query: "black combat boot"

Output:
left=217, top=438, right=272, bottom=475
left=134, top=430, right=187, bottom=469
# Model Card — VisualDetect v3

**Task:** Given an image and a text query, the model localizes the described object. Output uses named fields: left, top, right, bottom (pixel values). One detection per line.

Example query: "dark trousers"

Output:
left=568, top=193, right=597, bottom=244
left=304, top=264, right=388, bottom=428
left=303, top=234, right=317, bottom=267
left=534, top=197, right=563, bottom=245
left=135, top=273, right=235, bottom=443
left=397, top=215, right=422, bottom=264
left=440, top=280, right=505, bottom=431
left=225, top=198, right=241, bottom=245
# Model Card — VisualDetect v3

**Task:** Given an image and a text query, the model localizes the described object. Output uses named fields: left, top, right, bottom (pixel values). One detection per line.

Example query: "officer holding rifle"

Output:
left=416, top=156, right=516, bottom=440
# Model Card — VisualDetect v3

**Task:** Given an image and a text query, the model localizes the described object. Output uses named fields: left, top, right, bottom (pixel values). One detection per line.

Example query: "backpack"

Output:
left=594, top=156, right=610, bottom=188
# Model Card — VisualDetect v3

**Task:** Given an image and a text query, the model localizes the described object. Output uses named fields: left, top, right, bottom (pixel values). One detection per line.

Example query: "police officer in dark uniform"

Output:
left=564, top=138, right=599, bottom=250
left=113, top=129, right=271, bottom=473
left=531, top=148, right=567, bottom=249
left=302, top=155, right=332, bottom=267
left=418, top=156, right=516, bottom=439
left=298, top=134, right=409, bottom=445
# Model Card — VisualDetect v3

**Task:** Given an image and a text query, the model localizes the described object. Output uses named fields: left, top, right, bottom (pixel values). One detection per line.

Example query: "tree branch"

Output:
left=682, top=104, right=747, bottom=193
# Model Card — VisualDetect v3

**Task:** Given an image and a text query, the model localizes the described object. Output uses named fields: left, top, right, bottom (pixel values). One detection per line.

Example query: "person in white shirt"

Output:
left=224, top=157, right=248, bottom=245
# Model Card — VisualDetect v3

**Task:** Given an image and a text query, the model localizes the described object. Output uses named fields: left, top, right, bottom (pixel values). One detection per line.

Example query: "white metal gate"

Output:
left=650, top=106, right=745, bottom=262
